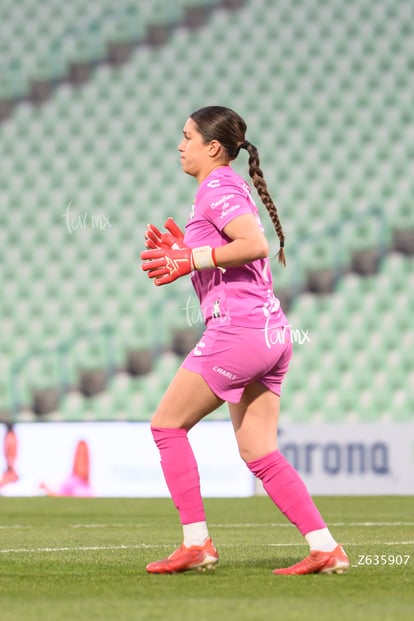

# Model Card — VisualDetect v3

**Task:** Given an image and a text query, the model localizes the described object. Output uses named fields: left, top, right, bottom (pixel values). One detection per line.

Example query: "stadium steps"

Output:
left=0, top=0, right=245, bottom=121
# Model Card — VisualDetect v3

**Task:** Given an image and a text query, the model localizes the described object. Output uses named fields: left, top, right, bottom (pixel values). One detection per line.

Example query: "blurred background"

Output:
left=0, top=0, right=413, bottom=494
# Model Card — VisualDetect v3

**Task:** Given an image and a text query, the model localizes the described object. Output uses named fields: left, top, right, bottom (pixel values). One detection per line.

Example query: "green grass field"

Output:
left=1, top=496, right=413, bottom=621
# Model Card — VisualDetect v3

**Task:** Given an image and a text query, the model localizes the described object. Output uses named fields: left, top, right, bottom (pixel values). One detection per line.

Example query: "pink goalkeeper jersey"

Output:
left=183, top=166, right=287, bottom=328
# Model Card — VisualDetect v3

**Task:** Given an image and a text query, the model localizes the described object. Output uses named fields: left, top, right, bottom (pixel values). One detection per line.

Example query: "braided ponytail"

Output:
left=190, top=106, right=286, bottom=266
left=242, top=141, right=286, bottom=266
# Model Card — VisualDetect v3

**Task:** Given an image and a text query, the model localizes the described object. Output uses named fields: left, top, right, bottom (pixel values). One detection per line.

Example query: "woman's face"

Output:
left=178, top=117, right=214, bottom=182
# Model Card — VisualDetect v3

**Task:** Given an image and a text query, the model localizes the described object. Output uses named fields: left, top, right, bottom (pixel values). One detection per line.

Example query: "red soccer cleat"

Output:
left=273, top=544, right=349, bottom=575
left=146, top=538, right=219, bottom=574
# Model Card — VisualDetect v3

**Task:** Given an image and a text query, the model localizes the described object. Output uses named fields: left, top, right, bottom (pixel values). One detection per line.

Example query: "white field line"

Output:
left=0, top=544, right=161, bottom=554
left=1, top=521, right=413, bottom=530
left=1, top=541, right=414, bottom=555
left=212, top=522, right=414, bottom=528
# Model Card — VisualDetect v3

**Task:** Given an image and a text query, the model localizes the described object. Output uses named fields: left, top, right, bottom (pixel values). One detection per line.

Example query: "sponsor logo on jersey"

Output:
left=210, top=194, right=234, bottom=209
left=194, top=340, right=206, bottom=356
left=207, top=178, right=221, bottom=189
left=210, top=194, right=242, bottom=219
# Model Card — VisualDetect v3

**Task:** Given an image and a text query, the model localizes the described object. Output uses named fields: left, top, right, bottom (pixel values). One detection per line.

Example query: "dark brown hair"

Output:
left=190, top=105, right=286, bottom=266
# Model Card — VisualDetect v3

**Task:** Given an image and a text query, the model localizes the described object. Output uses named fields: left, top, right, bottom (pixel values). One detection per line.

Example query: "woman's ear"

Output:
left=208, top=140, right=222, bottom=157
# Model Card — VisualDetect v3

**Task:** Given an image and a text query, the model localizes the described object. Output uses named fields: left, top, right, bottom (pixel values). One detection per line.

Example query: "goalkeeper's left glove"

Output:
left=144, top=217, right=185, bottom=252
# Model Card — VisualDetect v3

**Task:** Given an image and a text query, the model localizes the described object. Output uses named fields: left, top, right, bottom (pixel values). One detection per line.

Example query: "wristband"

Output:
left=192, top=245, right=217, bottom=270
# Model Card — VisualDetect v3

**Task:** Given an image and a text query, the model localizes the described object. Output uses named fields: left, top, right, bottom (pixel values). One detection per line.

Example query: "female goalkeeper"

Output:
left=140, top=105, right=349, bottom=576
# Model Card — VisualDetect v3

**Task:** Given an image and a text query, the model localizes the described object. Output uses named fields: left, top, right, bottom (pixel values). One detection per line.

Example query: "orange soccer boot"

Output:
left=273, top=544, right=349, bottom=575
left=146, top=538, right=219, bottom=574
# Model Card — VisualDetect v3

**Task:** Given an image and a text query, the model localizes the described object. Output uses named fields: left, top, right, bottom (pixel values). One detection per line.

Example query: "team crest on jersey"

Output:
left=212, top=299, right=221, bottom=319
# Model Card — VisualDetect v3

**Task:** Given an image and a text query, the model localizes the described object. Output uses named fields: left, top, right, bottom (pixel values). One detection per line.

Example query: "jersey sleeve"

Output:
left=200, top=186, right=255, bottom=232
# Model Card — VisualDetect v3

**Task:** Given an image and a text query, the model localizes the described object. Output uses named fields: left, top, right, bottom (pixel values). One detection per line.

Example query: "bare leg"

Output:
left=229, top=381, right=280, bottom=462
left=151, top=367, right=224, bottom=429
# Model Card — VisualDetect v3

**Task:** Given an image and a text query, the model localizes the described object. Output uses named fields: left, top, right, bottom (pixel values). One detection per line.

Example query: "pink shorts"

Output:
left=182, top=324, right=292, bottom=403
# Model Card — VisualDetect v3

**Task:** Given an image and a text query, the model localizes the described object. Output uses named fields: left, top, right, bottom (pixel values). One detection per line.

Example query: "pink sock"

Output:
left=151, top=426, right=206, bottom=525
left=247, top=450, right=326, bottom=536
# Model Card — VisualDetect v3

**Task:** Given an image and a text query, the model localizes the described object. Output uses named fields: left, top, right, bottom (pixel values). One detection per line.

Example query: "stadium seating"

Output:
left=0, top=0, right=413, bottom=423
left=0, top=0, right=189, bottom=102
left=282, top=253, right=414, bottom=423
left=7, top=251, right=412, bottom=424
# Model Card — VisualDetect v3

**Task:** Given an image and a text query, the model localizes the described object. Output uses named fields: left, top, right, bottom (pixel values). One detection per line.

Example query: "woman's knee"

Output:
left=237, top=442, right=263, bottom=464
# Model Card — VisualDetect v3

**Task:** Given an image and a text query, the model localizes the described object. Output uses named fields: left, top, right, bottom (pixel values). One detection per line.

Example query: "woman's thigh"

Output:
left=151, top=367, right=224, bottom=430
left=229, top=382, right=280, bottom=463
